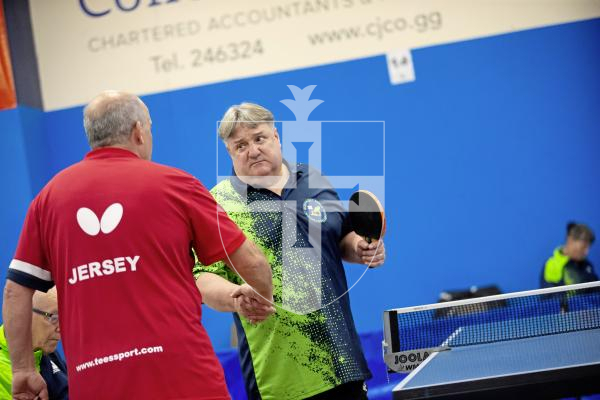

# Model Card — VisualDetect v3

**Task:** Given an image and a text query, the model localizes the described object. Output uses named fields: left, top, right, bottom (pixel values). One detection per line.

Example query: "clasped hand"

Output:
left=231, top=284, right=276, bottom=324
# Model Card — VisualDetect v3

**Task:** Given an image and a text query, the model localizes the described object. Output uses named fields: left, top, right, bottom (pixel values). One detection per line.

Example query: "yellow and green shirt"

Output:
left=0, top=325, right=44, bottom=398
left=541, top=247, right=597, bottom=287
left=194, top=163, right=371, bottom=400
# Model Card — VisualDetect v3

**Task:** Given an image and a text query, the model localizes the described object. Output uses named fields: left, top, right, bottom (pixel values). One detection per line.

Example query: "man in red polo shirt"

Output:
left=2, top=91, right=274, bottom=399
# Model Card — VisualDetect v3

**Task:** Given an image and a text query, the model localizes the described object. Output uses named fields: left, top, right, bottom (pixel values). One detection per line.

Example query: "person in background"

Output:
left=0, top=287, right=68, bottom=399
left=541, top=222, right=597, bottom=287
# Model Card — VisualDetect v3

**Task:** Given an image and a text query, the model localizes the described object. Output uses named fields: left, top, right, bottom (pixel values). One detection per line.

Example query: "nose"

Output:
left=247, top=142, right=262, bottom=158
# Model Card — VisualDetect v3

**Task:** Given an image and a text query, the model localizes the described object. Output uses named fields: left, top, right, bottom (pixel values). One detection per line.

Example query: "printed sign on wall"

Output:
left=29, top=0, right=600, bottom=110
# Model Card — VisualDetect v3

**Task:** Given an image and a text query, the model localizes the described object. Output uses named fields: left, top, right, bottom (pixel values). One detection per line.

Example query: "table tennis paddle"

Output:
left=348, top=190, right=386, bottom=243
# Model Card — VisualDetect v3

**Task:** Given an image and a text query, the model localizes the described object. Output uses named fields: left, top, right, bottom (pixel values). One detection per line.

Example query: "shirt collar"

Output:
left=84, top=147, right=140, bottom=160
left=230, top=159, right=301, bottom=194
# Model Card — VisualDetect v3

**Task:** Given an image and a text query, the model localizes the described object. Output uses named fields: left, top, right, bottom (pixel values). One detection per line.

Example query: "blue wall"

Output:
left=0, top=106, right=46, bottom=282
left=1, top=19, right=600, bottom=351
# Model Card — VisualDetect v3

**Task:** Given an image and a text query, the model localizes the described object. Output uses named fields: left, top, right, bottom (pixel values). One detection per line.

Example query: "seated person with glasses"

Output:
left=0, top=287, right=68, bottom=399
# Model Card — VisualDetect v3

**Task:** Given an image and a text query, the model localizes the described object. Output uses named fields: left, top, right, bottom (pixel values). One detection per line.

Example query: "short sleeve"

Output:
left=7, top=198, right=54, bottom=292
left=307, top=165, right=353, bottom=239
left=186, top=178, right=246, bottom=266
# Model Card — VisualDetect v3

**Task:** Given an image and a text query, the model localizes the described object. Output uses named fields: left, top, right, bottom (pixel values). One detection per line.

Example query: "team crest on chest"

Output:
left=303, top=199, right=327, bottom=223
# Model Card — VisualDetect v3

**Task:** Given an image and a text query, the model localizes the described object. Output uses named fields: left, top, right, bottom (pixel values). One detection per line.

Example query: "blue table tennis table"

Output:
left=393, top=327, right=600, bottom=399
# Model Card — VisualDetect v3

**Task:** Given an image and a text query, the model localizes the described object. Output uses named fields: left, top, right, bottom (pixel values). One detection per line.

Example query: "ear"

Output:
left=273, top=128, right=280, bottom=143
left=131, top=121, right=145, bottom=145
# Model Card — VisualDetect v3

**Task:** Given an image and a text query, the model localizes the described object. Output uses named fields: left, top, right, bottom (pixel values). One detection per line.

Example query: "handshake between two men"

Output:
left=231, top=283, right=276, bottom=324
left=196, top=232, right=386, bottom=325
left=195, top=239, right=277, bottom=325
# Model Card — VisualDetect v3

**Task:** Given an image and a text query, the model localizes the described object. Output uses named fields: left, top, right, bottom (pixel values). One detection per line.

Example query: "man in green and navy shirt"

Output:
left=194, top=102, right=386, bottom=400
left=541, top=222, right=597, bottom=288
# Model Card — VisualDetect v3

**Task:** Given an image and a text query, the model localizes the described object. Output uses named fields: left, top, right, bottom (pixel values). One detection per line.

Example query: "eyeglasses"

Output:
left=32, top=308, right=59, bottom=325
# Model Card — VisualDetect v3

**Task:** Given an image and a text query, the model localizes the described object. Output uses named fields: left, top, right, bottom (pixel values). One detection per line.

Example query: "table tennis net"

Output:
left=386, top=281, right=600, bottom=352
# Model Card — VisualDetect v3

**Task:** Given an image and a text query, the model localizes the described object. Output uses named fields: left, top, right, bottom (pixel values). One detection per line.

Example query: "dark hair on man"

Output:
left=566, top=222, right=595, bottom=244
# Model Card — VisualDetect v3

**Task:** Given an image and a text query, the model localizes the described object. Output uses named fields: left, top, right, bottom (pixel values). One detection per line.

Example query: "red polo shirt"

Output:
left=8, top=148, right=245, bottom=399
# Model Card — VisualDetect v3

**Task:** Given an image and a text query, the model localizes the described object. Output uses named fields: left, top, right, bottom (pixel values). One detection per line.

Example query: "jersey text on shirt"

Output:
left=68, top=255, right=140, bottom=285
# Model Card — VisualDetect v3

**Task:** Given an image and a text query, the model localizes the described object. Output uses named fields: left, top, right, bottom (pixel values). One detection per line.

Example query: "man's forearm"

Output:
left=196, top=273, right=239, bottom=312
left=2, top=281, right=35, bottom=371
left=239, top=263, right=273, bottom=303
left=226, top=239, right=273, bottom=302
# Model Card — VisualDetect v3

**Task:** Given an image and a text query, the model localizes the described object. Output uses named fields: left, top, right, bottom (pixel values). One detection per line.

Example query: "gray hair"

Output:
left=218, top=102, right=274, bottom=141
left=83, top=91, right=148, bottom=148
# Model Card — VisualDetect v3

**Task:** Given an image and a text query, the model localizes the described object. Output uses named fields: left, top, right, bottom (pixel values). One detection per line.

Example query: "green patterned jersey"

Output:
left=194, top=163, right=370, bottom=400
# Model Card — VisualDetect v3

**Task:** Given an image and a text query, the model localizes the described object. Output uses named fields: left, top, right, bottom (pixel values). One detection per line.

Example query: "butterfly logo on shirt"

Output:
left=76, top=203, right=123, bottom=236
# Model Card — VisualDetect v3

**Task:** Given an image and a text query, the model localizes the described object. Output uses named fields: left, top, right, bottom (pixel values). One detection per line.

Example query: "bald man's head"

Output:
left=83, top=90, right=150, bottom=150
left=32, top=287, right=60, bottom=354
left=32, top=287, right=57, bottom=311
